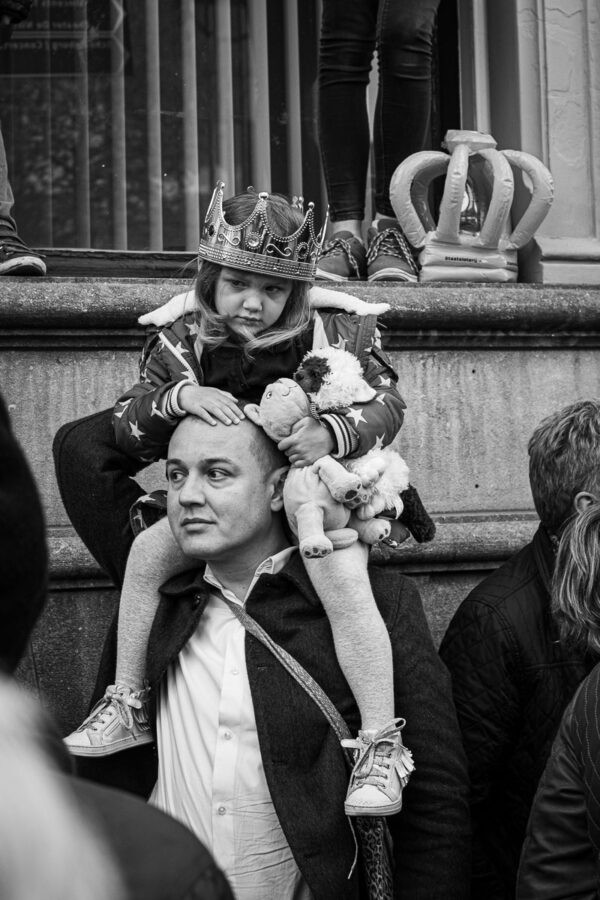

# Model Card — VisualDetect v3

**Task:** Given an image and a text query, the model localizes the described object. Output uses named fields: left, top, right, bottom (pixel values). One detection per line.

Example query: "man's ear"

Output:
left=573, top=491, right=597, bottom=515
left=244, top=403, right=262, bottom=426
left=269, top=466, right=289, bottom=511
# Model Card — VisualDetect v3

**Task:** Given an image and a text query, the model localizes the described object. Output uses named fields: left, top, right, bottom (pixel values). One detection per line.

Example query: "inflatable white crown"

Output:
left=390, top=130, right=554, bottom=282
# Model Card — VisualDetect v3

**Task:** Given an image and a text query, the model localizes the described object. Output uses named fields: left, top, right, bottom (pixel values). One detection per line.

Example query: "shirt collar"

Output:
left=160, top=546, right=323, bottom=607
left=204, top=546, right=297, bottom=604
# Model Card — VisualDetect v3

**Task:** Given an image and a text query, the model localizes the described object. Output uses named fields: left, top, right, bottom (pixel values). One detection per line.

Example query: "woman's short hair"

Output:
left=194, top=191, right=312, bottom=356
left=528, top=399, right=600, bottom=534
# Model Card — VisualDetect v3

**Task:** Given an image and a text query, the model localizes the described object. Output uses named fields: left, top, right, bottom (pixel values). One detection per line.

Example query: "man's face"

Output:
left=166, top=417, right=286, bottom=564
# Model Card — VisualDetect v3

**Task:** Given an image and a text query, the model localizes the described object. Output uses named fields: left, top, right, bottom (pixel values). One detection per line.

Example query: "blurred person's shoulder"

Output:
left=65, top=776, right=234, bottom=900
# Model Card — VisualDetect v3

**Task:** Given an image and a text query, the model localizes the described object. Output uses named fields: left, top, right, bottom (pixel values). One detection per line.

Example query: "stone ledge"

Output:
left=3, top=280, right=600, bottom=350
left=0, top=278, right=598, bottom=322
left=48, top=516, right=539, bottom=584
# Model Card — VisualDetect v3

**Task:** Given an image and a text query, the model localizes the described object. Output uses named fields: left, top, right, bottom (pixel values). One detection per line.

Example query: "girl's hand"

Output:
left=178, top=384, right=245, bottom=426
left=278, top=417, right=334, bottom=466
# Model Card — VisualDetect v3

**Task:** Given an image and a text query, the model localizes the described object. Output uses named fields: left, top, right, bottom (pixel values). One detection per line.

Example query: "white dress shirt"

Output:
left=150, top=547, right=313, bottom=900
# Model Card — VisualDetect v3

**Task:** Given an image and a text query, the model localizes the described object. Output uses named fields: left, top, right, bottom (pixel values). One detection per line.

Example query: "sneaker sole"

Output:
left=367, top=268, right=417, bottom=283
left=345, top=796, right=404, bottom=817
left=315, top=268, right=365, bottom=282
left=0, top=257, right=47, bottom=275
left=64, top=732, right=154, bottom=757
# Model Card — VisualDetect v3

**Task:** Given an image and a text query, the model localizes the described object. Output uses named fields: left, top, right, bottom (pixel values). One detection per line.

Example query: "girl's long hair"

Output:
left=193, top=191, right=312, bottom=357
left=552, top=503, right=600, bottom=654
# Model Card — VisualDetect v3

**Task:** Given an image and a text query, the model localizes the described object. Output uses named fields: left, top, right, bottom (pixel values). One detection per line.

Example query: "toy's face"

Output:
left=294, top=355, right=331, bottom=396
left=260, top=378, right=310, bottom=440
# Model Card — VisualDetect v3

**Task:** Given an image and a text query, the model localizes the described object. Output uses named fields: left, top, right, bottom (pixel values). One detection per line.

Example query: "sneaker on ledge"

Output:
left=316, top=231, right=367, bottom=281
left=342, top=718, right=415, bottom=817
left=64, top=684, right=152, bottom=757
left=0, top=230, right=46, bottom=275
left=366, top=219, right=418, bottom=283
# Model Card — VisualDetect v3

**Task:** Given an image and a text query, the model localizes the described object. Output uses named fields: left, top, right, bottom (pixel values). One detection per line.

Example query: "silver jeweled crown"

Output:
left=197, top=181, right=327, bottom=281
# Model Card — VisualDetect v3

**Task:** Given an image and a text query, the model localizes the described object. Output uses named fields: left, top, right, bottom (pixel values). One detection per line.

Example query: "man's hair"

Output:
left=247, top=422, right=288, bottom=480
left=528, top=399, right=600, bottom=534
left=552, top=503, right=600, bottom=653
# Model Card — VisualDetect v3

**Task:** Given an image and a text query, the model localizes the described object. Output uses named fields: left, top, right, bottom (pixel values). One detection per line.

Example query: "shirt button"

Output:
left=223, top=730, right=232, bottom=741
left=217, top=806, right=227, bottom=816
left=231, top=668, right=239, bottom=676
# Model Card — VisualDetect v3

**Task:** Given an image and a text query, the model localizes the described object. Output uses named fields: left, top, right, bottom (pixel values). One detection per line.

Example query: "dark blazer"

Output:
left=440, top=525, right=595, bottom=900
left=78, top=555, right=471, bottom=900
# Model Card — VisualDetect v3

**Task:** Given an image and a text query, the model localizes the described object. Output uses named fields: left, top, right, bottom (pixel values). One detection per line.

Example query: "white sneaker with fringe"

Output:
left=342, top=718, right=414, bottom=816
left=64, top=684, right=152, bottom=756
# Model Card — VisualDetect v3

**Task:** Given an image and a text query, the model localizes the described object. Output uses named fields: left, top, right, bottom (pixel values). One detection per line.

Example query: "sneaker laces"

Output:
left=342, top=718, right=414, bottom=791
left=366, top=227, right=419, bottom=276
left=319, top=235, right=364, bottom=278
left=75, top=686, right=144, bottom=734
left=0, top=231, right=39, bottom=255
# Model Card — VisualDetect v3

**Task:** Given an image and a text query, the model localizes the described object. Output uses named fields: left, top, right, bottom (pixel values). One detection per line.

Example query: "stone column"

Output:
left=460, top=0, right=600, bottom=283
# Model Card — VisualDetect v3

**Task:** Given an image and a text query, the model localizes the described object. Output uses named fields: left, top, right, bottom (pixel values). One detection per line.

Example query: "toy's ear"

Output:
left=352, top=383, right=377, bottom=403
left=244, top=403, right=262, bottom=426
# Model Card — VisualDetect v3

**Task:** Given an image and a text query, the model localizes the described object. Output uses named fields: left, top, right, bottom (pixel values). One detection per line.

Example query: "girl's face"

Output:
left=214, top=267, right=293, bottom=336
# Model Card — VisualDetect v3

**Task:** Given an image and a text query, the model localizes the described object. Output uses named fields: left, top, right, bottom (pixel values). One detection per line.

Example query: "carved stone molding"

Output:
left=2, top=279, right=600, bottom=349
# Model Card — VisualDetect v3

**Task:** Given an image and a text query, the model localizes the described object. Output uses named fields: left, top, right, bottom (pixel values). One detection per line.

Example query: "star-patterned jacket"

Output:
left=113, top=307, right=406, bottom=463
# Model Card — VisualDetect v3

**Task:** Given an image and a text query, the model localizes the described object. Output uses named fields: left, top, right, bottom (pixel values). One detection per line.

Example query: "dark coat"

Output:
left=439, top=525, right=595, bottom=900
left=517, top=662, right=600, bottom=900
left=0, top=393, right=48, bottom=673
left=78, top=555, right=471, bottom=900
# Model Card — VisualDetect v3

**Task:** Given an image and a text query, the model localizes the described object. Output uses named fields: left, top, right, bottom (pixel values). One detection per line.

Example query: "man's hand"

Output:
left=278, top=417, right=334, bottom=467
left=178, top=384, right=245, bottom=426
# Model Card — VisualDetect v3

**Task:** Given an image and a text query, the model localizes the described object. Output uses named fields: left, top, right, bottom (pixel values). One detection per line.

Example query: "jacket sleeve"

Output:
left=349, top=337, right=406, bottom=457
left=517, top=691, right=597, bottom=900
left=113, top=324, right=200, bottom=462
left=320, top=311, right=407, bottom=458
left=438, top=597, right=522, bottom=887
left=387, top=577, right=471, bottom=898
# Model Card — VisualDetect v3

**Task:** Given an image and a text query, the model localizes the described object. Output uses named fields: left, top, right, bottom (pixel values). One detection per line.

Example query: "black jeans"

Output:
left=53, top=408, right=146, bottom=589
left=318, top=0, right=440, bottom=222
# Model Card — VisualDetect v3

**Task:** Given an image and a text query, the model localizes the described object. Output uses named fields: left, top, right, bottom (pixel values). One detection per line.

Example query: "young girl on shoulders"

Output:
left=64, top=181, right=413, bottom=816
